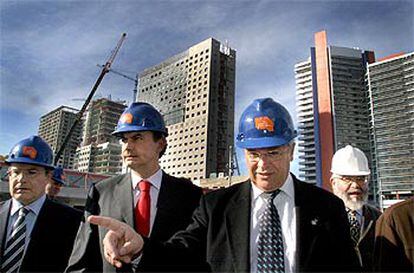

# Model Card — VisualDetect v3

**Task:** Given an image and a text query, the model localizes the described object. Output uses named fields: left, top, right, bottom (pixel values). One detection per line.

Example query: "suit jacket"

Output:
left=0, top=198, right=82, bottom=272
left=353, top=204, right=381, bottom=272
left=66, top=171, right=202, bottom=272
left=144, top=174, right=358, bottom=272
left=374, top=197, right=414, bottom=272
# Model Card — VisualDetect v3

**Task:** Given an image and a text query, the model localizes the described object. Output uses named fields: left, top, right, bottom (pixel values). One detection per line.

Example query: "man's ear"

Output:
left=289, top=142, right=295, bottom=162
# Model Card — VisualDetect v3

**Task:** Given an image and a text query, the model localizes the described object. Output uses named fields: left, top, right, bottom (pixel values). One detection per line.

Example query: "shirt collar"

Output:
left=131, top=168, right=162, bottom=191
left=11, top=194, right=46, bottom=217
left=251, top=173, right=294, bottom=201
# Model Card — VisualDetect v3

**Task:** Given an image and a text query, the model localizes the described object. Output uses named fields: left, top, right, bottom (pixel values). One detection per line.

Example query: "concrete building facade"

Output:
left=295, top=30, right=375, bottom=191
left=74, top=98, right=126, bottom=175
left=38, top=106, right=81, bottom=169
left=137, top=38, right=236, bottom=183
left=367, top=52, right=414, bottom=207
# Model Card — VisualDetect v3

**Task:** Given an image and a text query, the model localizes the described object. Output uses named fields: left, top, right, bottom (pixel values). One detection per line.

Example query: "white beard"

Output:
left=333, top=185, right=367, bottom=211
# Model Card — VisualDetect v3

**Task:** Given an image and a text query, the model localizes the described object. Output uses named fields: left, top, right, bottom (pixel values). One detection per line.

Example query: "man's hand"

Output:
left=88, top=215, right=144, bottom=268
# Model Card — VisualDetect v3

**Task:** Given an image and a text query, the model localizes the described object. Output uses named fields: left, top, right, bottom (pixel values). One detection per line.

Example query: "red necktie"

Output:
left=135, top=180, right=151, bottom=237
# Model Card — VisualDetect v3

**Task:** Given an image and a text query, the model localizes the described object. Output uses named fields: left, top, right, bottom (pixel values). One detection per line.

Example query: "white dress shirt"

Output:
left=250, top=174, right=297, bottom=273
left=131, top=168, right=162, bottom=236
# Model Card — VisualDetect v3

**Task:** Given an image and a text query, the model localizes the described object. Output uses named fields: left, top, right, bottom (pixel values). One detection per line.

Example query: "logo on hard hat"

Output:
left=22, top=146, right=38, bottom=159
left=120, top=113, right=133, bottom=124
left=254, top=116, right=274, bottom=132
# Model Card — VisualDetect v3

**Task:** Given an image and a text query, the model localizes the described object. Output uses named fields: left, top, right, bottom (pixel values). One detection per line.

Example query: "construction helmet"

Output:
left=6, top=135, right=55, bottom=169
left=331, top=145, right=370, bottom=176
left=112, top=102, right=168, bottom=136
left=52, top=167, right=65, bottom=185
left=236, top=98, right=297, bottom=149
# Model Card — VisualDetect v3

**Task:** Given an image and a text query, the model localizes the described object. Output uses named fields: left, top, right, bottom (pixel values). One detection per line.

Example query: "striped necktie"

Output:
left=257, top=190, right=285, bottom=273
left=1, top=207, right=29, bottom=273
left=347, top=209, right=361, bottom=245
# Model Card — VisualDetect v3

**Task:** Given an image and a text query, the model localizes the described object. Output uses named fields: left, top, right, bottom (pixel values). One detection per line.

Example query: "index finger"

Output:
left=88, top=215, right=124, bottom=232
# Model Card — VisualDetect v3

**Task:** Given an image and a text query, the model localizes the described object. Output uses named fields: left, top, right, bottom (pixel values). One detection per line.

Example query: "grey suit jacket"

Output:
left=66, top=171, right=202, bottom=272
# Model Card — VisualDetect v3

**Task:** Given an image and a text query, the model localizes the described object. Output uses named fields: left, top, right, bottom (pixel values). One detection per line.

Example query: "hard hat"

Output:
left=331, top=145, right=370, bottom=176
left=52, top=167, right=65, bottom=185
left=236, top=98, right=297, bottom=149
left=6, top=135, right=55, bottom=169
left=112, top=102, right=168, bottom=136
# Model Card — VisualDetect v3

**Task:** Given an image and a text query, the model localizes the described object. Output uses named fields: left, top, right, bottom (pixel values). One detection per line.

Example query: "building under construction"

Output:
left=75, top=97, right=126, bottom=175
left=38, top=106, right=82, bottom=169
left=137, top=38, right=236, bottom=183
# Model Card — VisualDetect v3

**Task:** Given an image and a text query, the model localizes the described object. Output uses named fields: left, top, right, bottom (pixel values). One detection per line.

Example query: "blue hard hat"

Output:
left=112, top=102, right=168, bottom=136
left=52, top=167, right=65, bottom=185
left=236, top=98, right=297, bottom=149
left=6, top=135, right=55, bottom=169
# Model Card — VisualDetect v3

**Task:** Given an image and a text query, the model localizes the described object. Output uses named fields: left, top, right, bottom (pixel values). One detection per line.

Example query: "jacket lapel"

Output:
left=359, top=205, right=374, bottom=242
left=114, top=174, right=134, bottom=227
left=225, top=181, right=251, bottom=272
left=0, top=200, right=11, bottom=252
left=151, top=172, right=175, bottom=239
left=293, top=175, right=323, bottom=270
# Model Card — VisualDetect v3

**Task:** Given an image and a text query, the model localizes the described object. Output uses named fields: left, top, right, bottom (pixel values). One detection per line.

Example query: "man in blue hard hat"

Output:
left=85, top=98, right=359, bottom=273
left=66, top=102, right=203, bottom=272
left=0, top=135, right=82, bottom=272
left=45, top=166, right=65, bottom=199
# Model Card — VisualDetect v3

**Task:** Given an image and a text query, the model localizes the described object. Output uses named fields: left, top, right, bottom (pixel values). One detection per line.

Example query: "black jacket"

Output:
left=143, top=174, right=359, bottom=272
left=0, top=198, right=82, bottom=272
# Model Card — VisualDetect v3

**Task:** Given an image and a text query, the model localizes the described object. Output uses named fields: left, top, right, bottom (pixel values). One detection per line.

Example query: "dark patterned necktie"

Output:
left=257, top=190, right=285, bottom=273
left=347, top=209, right=360, bottom=245
left=1, top=207, right=29, bottom=273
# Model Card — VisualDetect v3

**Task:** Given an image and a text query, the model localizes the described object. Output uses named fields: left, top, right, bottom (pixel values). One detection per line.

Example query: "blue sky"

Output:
left=1, top=0, right=413, bottom=175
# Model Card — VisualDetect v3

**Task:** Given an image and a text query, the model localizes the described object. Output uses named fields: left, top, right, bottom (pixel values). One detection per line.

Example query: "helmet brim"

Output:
left=236, top=136, right=295, bottom=149
left=6, top=157, right=55, bottom=170
left=112, top=126, right=168, bottom=137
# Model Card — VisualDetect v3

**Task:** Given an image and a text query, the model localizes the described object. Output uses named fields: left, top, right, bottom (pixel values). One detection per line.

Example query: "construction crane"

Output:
left=227, top=145, right=240, bottom=187
left=54, top=33, right=127, bottom=165
left=97, top=64, right=138, bottom=103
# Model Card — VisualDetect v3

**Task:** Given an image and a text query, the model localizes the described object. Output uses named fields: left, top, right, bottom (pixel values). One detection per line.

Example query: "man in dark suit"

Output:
left=330, top=145, right=381, bottom=272
left=89, top=98, right=358, bottom=272
left=0, top=136, right=82, bottom=272
left=66, top=102, right=202, bottom=272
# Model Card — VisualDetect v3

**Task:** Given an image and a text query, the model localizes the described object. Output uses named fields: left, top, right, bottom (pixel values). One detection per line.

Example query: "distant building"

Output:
left=38, top=106, right=81, bottom=169
left=137, top=38, right=236, bottom=183
left=74, top=97, right=126, bottom=175
left=367, top=52, right=414, bottom=207
left=295, top=30, right=375, bottom=191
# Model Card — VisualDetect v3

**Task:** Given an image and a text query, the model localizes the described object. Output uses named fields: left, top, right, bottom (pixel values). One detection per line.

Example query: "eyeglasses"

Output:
left=336, top=175, right=368, bottom=185
left=246, top=147, right=289, bottom=162
left=8, top=168, right=43, bottom=179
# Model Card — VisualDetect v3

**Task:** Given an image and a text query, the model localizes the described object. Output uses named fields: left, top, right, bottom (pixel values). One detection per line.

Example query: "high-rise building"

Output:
left=367, top=52, right=414, bottom=207
left=81, top=97, right=126, bottom=146
left=38, top=106, right=81, bottom=169
left=137, top=38, right=236, bottom=183
left=295, top=30, right=375, bottom=190
left=74, top=97, right=126, bottom=175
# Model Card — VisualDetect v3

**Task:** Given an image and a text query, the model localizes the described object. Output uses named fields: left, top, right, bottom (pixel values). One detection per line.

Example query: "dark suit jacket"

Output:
left=0, top=198, right=82, bottom=272
left=354, top=204, right=381, bottom=272
left=374, top=197, right=414, bottom=272
left=144, top=174, right=358, bottom=272
left=66, top=171, right=202, bottom=272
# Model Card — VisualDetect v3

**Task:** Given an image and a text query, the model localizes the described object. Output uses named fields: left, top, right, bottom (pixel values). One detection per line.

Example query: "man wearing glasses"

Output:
left=86, top=98, right=358, bottom=273
left=330, top=145, right=381, bottom=272
left=0, top=136, right=82, bottom=272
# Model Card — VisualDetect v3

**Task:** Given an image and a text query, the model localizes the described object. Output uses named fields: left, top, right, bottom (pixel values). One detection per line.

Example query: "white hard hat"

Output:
left=331, top=145, right=370, bottom=176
